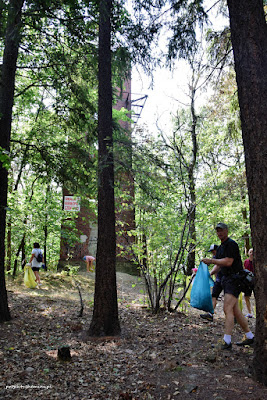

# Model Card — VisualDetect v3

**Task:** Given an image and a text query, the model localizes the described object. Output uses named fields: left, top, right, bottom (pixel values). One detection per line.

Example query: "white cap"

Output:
left=208, top=244, right=218, bottom=252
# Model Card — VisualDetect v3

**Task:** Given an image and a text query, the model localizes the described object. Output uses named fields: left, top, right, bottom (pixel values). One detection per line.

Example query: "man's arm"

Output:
left=202, top=257, right=234, bottom=267
left=210, top=264, right=220, bottom=275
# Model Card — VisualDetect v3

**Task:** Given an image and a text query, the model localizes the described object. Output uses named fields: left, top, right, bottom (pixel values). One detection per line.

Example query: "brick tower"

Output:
left=59, top=77, right=136, bottom=273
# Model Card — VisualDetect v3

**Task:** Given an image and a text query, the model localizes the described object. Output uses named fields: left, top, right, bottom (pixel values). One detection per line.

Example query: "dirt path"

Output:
left=0, top=272, right=264, bottom=400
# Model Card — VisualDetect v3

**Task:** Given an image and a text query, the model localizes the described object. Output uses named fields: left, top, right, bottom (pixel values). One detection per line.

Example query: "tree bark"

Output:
left=88, top=0, right=120, bottom=336
left=12, top=233, right=25, bottom=278
left=44, top=185, right=50, bottom=269
left=6, top=218, right=12, bottom=271
left=227, top=0, right=267, bottom=384
left=187, top=85, right=197, bottom=275
left=0, top=0, right=24, bottom=323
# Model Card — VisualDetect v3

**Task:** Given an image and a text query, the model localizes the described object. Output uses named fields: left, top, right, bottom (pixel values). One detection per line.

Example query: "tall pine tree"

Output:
left=226, top=0, right=267, bottom=385
left=0, top=0, right=25, bottom=322
left=88, top=0, right=120, bottom=336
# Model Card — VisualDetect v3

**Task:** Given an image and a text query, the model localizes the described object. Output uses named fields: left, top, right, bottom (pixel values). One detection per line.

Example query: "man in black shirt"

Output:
left=202, top=223, right=254, bottom=350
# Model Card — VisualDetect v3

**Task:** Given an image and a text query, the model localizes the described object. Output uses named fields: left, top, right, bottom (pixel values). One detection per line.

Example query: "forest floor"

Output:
left=1, top=270, right=266, bottom=400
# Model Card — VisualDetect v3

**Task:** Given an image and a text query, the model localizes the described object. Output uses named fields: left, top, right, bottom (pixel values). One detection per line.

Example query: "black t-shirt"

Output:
left=216, top=238, right=243, bottom=276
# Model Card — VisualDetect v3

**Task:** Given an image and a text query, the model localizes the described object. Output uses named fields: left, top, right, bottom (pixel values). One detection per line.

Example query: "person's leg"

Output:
left=86, top=261, right=90, bottom=272
left=243, top=288, right=253, bottom=317
left=220, top=293, right=237, bottom=349
left=233, top=300, right=250, bottom=332
left=223, top=293, right=237, bottom=335
left=200, top=282, right=221, bottom=321
left=223, top=282, right=254, bottom=346
left=33, top=271, right=38, bottom=281
left=234, top=298, right=254, bottom=345
left=34, top=270, right=41, bottom=284
left=212, top=297, right=217, bottom=310
left=244, top=296, right=252, bottom=315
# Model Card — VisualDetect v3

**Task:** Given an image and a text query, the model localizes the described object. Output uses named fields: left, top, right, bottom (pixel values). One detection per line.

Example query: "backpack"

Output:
left=36, top=251, right=43, bottom=263
left=235, top=269, right=255, bottom=292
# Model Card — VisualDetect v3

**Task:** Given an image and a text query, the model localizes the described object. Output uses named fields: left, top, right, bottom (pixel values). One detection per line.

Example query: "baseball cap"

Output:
left=208, top=244, right=218, bottom=252
left=215, top=222, right=228, bottom=230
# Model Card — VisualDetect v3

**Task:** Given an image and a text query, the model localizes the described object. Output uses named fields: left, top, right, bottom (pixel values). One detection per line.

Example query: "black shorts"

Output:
left=212, top=280, right=223, bottom=299
left=31, top=267, right=40, bottom=272
left=221, top=275, right=242, bottom=299
left=243, top=287, right=253, bottom=297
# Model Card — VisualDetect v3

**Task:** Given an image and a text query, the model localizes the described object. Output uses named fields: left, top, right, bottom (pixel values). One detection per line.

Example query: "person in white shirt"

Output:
left=29, top=242, right=43, bottom=286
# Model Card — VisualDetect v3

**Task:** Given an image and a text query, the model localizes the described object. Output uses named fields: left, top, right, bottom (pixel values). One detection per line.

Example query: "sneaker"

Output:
left=200, top=313, right=213, bottom=322
left=245, top=313, right=253, bottom=318
left=221, top=341, right=232, bottom=350
left=236, top=337, right=254, bottom=346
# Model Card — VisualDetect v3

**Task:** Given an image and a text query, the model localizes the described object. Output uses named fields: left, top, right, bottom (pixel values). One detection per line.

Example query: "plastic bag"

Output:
left=209, top=276, right=215, bottom=288
left=190, top=262, right=214, bottom=313
left=24, top=264, right=37, bottom=289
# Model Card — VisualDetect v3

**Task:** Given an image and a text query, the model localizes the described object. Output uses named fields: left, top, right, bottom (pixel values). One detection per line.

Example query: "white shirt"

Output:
left=31, top=248, right=43, bottom=268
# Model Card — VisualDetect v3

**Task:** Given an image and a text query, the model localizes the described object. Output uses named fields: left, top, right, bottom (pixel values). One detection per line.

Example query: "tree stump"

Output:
left=57, top=346, right=72, bottom=361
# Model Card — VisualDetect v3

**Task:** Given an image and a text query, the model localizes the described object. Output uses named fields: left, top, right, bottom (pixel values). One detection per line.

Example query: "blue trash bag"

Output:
left=190, top=262, right=214, bottom=314
left=209, top=276, right=215, bottom=287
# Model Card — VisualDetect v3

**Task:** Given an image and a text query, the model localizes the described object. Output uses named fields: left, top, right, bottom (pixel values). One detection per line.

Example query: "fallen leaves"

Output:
left=0, top=275, right=263, bottom=400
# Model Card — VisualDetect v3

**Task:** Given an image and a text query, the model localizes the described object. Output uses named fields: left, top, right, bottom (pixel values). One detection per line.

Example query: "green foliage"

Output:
left=196, top=69, right=249, bottom=256
left=1, top=0, right=251, bottom=312
left=122, top=64, right=250, bottom=312
left=3, top=0, right=157, bottom=278
left=206, top=26, right=232, bottom=70
left=167, top=0, right=207, bottom=61
left=0, top=146, right=10, bottom=170
left=6, top=179, right=62, bottom=267
left=3, top=0, right=99, bottom=274
left=61, top=265, right=80, bottom=276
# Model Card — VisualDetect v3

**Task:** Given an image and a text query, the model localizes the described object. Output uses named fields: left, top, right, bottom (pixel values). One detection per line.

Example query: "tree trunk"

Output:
left=44, top=185, right=50, bottom=269
left=227, top=0, right=267, bottom=385
left=21, top=234, right=25, bottom=267
left=13, top=233, right=25, bottom=278
left=44, top=223, right=48, bottom=268
left=186, top=86, right=197, bottom=275
left=241, top=205, right=250, bottom=253
left=6, top=218, right=12, bottom=271
left=0, top=0, right=24, bottom=323
left=88, top=0, right=120, bottom=336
